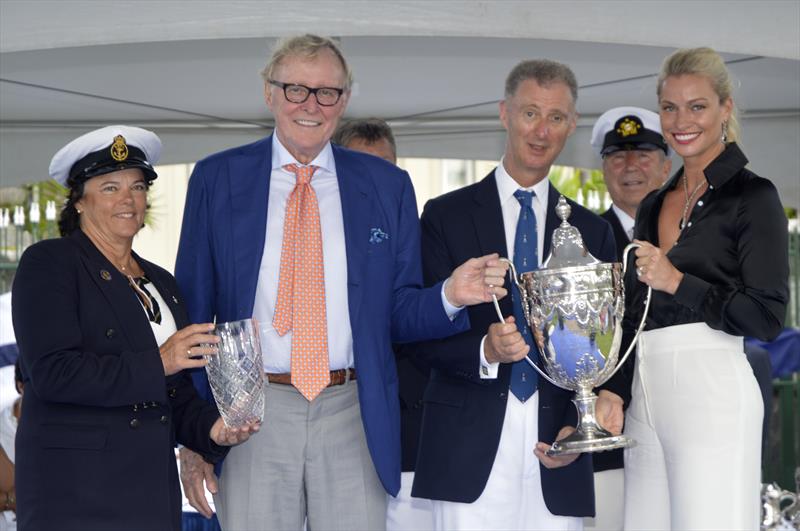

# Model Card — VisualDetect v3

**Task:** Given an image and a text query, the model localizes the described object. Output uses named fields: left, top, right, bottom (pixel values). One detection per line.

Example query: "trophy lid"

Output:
left=542, top=195, right=601, bottom=269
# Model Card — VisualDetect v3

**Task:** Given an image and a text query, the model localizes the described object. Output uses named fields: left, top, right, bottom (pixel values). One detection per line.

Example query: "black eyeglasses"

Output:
left=268, top=80, right=345, bottom=106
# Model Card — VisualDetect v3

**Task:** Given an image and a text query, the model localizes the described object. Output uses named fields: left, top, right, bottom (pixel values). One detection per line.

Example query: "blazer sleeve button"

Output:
left=168, top=388, right=177, bottom=398
left=129, top=418, right=140, bottom=429
left=106, top=328, right=115, bottom=338
left=160, top=415, right=168, bottom=424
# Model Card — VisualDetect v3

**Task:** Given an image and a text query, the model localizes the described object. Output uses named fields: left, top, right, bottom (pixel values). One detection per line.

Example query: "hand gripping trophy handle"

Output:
left=489, top=241, right=652, bottom=455
left=609, top=242, right=652, bottom=381
left=490, top=259, right=562, bottom=388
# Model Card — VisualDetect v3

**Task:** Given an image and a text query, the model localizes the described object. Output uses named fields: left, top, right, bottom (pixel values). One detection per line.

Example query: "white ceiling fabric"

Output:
left=1, top=1, right=798, bottom=207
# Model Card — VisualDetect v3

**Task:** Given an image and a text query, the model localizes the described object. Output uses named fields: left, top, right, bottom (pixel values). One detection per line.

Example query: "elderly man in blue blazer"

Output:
left=175, top=34, right=507, bottom=531
left=410, top=59, right=622, bottom=530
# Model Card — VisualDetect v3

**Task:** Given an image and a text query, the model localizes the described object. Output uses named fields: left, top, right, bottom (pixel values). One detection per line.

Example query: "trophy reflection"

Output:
left=492, top=196, right=651, bottom=456
left=205, top=318, right=266, bottom=428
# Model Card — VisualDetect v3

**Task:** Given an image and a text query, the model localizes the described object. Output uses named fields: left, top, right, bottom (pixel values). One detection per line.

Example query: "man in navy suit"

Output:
left=174, top=35, right=507, bottom=531
left=333, top=118, right=436, bottom=531
left=410, top=59, right=622, bottom=529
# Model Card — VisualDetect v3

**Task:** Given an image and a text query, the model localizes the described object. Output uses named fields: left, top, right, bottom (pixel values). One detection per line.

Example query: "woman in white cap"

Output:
left=11, top=126, right=259, bottom=531
left=604, top=48, right=789, bottom=529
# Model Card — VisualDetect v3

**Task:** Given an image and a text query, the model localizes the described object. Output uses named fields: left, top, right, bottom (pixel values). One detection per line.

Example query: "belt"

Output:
left=266, top=368, right=356, bottom=387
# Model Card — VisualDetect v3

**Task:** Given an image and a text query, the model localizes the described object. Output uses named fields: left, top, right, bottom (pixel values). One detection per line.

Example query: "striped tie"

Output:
left=273, top=164, right=330, bottom=400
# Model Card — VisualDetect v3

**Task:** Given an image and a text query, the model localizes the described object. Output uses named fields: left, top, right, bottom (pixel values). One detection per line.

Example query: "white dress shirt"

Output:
left=253, top=135, right=353, bottom=373
left=611, top=204, right=635, bottom=241
left=252, top=134, right=460, bottom=373
left=480, top=160, right=550, bottom=379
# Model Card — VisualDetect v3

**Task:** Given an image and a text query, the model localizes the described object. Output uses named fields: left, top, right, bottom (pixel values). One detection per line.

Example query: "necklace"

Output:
left=678, top=174, right=707, bottom=230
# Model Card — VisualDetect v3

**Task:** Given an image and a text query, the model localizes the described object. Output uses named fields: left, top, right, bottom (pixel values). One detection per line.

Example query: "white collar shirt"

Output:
left=252, top=134, right=353, bottom=372
left=495, top=159, right=550, bottom=266
left=479, top=160, right=550, bottom=381
left=612, top=204, right=635, bottom=241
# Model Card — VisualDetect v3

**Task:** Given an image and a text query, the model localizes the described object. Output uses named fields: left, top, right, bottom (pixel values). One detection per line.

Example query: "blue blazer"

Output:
left=410, top=172, right=616, bottom=517
left=12, top=231, right=225, bottom=531
left=174, top=135, right=469, bottom=496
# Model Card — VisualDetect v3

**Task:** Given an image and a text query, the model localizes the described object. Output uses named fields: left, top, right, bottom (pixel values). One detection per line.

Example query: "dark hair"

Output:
left=504, top=59, right=578, bottom=104
left=332, top=118, right=396, bottom=157
left=58, top=176, right=86, bottom=237
left=57, top=173, right=153, bottom=237
left=14, top=358, right=23, bottom=394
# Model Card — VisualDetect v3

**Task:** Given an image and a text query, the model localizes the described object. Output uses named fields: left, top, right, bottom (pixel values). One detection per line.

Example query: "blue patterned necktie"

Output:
left=510, top=190, right=539, bottom=402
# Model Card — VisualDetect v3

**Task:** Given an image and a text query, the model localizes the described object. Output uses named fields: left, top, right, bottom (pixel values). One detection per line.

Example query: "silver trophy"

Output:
left=205, top=318, right=266, bottom=428
left=761, top=481, right=799, bottom=530
left=492, top=196, right=651, bottom=456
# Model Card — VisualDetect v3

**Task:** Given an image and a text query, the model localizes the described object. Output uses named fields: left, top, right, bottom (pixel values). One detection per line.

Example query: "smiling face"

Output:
left=658, top=74, right=732, bottom=168
left=499, top=79, right=577, bottom=187
left=265, top=48, right=350, bottom=164
left=602, top=149, right=671, bottom=217
left=75, top=168, right=148, bottom=245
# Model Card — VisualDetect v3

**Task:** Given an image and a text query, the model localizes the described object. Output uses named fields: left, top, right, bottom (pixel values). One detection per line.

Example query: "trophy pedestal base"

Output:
left=546, top=429, right=635, bottom=456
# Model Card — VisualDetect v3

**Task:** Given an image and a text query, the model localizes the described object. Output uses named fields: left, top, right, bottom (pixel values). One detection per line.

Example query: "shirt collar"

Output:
left=496, top=158, right=550, bottom=204
left=703, top=142, right=748, bottom=188
left=662, top=141, right=749, bottom=193
left=271, top=132, right=336, bottom=174
left=611, top=204, right=635, bottom=234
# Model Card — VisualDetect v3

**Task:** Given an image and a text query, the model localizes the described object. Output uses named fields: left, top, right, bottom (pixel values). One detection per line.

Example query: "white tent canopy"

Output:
left=1, top=1, right=799, bottom=207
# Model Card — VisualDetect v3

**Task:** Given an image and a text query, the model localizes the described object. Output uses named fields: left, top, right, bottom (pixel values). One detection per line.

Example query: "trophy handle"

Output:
left=604, top=243, right=652, bottom=380
left=490, top=258, right=562, bottom=388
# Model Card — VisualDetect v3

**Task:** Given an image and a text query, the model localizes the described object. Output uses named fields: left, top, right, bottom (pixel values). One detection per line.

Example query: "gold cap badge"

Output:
left=110, top=135, right=129, bottom=162
left=616, top=118, right=641, bottom=138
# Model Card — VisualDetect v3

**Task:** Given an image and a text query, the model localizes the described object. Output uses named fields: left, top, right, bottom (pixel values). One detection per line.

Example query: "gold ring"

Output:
left=187, top=348, right=192, bottom=356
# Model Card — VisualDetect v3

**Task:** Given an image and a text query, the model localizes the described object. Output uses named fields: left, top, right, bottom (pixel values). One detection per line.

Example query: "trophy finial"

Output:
left=543, top=195, right=600, bottom=268
left=556, top=195, right=572, bottom=225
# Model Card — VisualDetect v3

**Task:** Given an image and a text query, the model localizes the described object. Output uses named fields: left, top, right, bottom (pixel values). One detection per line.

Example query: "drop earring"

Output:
left=721, top=121, right=728, bottom=144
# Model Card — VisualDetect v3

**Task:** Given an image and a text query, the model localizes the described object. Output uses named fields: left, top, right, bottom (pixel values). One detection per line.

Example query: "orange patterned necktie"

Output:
left=273, top=164, right=330, bottom=400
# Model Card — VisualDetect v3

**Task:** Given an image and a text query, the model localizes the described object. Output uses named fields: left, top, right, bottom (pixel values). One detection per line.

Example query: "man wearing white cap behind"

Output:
left=587, top=108, right=670, bottom=530
left=590, top=107, right=672, bottom=260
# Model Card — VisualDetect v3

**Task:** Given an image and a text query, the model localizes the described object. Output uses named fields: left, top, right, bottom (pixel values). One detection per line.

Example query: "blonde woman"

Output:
left=608, top=48, right=789, bottom=529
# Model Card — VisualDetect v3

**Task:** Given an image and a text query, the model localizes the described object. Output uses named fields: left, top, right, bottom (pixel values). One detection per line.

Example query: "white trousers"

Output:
left=623, top=322, right=762, bottom=530
left=431, top=393, right=582, bottom=531
left=584, top=468, right=624, bottom=530
left=386, top=472, right=435, bottom=531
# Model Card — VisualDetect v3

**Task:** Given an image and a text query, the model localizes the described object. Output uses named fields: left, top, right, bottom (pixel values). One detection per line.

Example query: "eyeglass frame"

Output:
left=267, top=80, right=345, bottom=106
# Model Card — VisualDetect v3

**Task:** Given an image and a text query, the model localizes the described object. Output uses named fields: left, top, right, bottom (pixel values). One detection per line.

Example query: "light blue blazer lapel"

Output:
left=333, top=146, right=372, bottom=330
left=228, top=136, right=273, bottom=319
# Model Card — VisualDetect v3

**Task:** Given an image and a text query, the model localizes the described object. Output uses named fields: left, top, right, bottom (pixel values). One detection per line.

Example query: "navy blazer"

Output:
left=174, top=136, right=469, bottom=496
left=12, top=230, right=225, bottom=531
left=410, top=172, right=616, bottom=517
left=601, top=208, right=631, bottom=263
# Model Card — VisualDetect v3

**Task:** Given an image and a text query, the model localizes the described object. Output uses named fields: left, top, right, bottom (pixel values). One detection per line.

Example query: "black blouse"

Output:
left=603, top=143, right=790, bottom=405
left=623, top=142, right=789, bottom=343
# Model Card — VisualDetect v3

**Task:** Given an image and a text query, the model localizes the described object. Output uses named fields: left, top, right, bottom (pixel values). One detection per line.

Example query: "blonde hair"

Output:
left=657, top=47, right=739, bottom=143
left=260, top=34, right=353, bottom=91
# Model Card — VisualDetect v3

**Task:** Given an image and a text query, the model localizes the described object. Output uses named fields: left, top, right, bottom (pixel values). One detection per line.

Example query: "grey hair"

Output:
left=504, top=59, right=578, bottom=104
left=260, top=34, right=353, bottom=91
